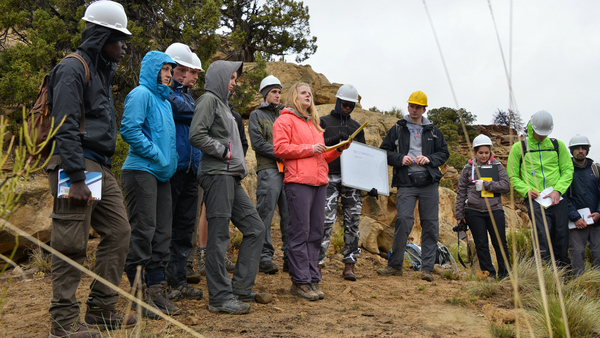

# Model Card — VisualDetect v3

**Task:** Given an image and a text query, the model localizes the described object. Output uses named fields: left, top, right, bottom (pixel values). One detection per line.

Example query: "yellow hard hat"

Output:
left=407, top=91, right=428, bottom=107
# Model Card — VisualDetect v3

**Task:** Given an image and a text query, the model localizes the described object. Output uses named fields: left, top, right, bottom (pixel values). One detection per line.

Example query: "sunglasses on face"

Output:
left=341, top=101, right=355, bottom=109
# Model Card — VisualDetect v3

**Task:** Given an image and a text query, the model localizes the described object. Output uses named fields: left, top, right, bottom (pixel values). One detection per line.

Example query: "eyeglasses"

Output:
left=341, top=101, right=355, bottom=109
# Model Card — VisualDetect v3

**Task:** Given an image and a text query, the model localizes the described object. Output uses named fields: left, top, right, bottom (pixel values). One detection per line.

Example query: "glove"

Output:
left=475, top=180, right=484, bottom=192
left=326, top=132, right=350, bottom=146
left=368, top=188, right=379, bottom=200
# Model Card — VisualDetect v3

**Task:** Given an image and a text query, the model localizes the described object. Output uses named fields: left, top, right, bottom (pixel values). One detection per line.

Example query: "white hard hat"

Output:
left=259, top=75, right=282, bottom=92
left=191, top=53, right=203, bottom=71
left=82, top=0, right=131, bottom=35
left=472, top=134, right=493, bottom=149
left=569, top=134, right=591, bottom=148
left=165, top=43, right=196, bottom=69
left=530, top=110, right=554, bottom=136
left=336, top=84, right=359, bottom=103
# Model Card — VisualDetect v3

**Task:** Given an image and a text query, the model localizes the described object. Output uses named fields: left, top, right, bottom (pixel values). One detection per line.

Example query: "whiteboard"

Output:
left=340, top=142, right=390, bottom=196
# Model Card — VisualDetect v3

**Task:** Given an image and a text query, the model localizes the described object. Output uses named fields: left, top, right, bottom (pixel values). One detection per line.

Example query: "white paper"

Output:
left=569, top=208, right=593, bottom=229
left=534, top=186, right=563, bottom=208
left=340, top=142, right=389, bottom=196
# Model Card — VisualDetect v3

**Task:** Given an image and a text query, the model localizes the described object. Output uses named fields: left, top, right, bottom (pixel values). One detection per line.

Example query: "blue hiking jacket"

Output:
left=120, top=51, right=178, bottom=182
left=566, top=158, right=600, bottom=225
left=168, top=80, right=201, bottom=173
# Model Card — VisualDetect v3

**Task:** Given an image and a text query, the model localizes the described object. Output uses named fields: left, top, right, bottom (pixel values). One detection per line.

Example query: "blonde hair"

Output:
left=285, top=82, right=323, bottom=132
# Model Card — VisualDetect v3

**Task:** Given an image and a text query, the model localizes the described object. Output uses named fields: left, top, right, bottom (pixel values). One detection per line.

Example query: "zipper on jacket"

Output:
left=538, top=143, right=547, bottom=190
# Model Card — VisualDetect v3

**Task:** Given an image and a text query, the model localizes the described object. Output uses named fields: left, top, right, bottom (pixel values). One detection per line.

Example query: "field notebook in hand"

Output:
left=57, top=169, right=102, bottom=200
left=325, top=121, right=368, bottom=152
left=477, top=164, right=499, bottom=198
left=534, top=186, right=562, bottom=209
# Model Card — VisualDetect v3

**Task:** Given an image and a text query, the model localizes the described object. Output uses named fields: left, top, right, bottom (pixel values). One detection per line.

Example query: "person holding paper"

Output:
left=248, top=75, right=290, bottom=274
left=507, top=111, right=573, bottom=267
left=45, top=2, right=137, bottom=334
left=565, top=134, right=600, bottom=275
left=273, top=82, right=350, bottom=300
left=120, top=51, right=180, bottom=316
left=189, top=61, right=268, bottom=314
left=455, top=135, right=510, bottom=279
left=318, top=84, right=366, bottom=281
left=378, top=91, right=449, bottom=282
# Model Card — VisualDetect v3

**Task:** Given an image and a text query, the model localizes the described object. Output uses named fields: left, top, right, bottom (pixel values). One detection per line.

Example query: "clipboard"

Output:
left=325, top=121, right=368, bottom=152
left=477, top=165, right=499, bottom=198
left=57, top=169, right=102, bottom=200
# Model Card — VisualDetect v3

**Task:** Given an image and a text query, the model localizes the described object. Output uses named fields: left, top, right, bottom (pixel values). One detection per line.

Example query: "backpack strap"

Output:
left=63, top=53, right=90, bottom=136
left=519, top=137, right=560, bottom=175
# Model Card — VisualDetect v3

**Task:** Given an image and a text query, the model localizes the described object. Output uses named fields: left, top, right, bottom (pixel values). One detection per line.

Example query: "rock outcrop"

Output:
left=1, top=62, right=530, bottom=265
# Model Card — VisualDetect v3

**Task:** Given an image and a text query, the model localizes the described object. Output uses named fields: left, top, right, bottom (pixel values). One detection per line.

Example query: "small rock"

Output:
left=379, top=318, right=393, bottom=324
left=256, top=293, right=273, bottom=304
left=273, top=306, right=284, bottom=312
left=342, top=286, right=352, bottom=295
left=184, top=317, right=199, bottom=326
left=362, top=312, right=376, bottom=317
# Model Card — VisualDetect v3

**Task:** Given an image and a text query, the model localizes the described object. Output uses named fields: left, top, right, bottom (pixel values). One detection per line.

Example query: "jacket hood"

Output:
left=283, top=107, right=309, bottom=122
left=78, top=24, right=115, bottom=62
left=330, top=98, right=355, bottom=122
left=573, top=157, right=594, bottom=169
left=259, top=100, right=283, bottom=111
left=402, top=114, right=432, bottom=126
left=205, top=60, right=243, bottom=102
left=139, top=51, right=176, bottom=100
left=468, top=155, right=497, bottom=165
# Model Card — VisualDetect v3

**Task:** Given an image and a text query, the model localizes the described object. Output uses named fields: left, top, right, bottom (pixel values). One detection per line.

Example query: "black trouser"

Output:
left=465, top=209, right=509, bottom=278
left=122, top=170, right=172, bottom=287
left=528, top=199, right=570, bottom=267
left=166, top=170, right=198, bottom=286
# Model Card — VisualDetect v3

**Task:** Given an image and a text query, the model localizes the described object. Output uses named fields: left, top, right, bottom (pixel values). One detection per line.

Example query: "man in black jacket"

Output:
left=378, top=91, right=449, bottom=282
left=318, top=84, right=365, bottom=280
left=45, top=2, right=136, bottom=336
left=566, top=134, right=600, bottom=276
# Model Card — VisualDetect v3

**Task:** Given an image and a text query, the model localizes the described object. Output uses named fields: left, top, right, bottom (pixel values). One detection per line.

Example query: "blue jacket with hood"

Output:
left=168, top=80, right=201, bottom=173
left=120, top=51, right=178, bottom=182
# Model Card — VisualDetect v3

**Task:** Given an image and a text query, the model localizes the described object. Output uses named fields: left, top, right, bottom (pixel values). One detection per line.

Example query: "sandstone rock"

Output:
left=0, top=174, right=52, bottom=256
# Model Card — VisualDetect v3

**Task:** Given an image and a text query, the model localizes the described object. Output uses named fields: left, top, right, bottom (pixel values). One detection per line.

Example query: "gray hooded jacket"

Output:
left=189, top=60, right=246, bottom=178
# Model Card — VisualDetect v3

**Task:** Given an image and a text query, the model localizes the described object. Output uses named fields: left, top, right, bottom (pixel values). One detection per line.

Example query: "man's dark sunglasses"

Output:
left=341, top=101, right=355, bottom=109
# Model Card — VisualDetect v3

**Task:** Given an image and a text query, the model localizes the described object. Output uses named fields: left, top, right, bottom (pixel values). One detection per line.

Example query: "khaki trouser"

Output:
left=47, top=155, right=130, bottom=328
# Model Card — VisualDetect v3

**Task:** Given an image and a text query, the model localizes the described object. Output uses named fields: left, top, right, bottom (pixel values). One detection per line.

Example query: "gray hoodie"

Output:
left=405, top=115, right=432, bottom=173
left=189, top=60, right=246, bottom=178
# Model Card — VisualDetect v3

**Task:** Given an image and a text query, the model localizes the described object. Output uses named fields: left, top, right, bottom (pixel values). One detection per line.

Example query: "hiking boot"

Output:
left=166, top=287, right=183, bottom=302
left=186, top=263, right=201, bottom=284
left=207, top=298, right=251, bottom=314
left=282, top=259, right=289, bottom=272
left=421, top=270, right=434, bottom=282
left=342, top=263, right=357, bottom=281
left=310, top=282, right=325, bottom=300
left=225, top=256, right=236, bottom=272
left=130, top=283, right=162, bottom=320
left=259, top=260, right=279, bottom=274
left=85, top=299, right=137, bottom=330
left=197, top=248, right=206, bottom=275
left=290, top=283, right=319, bottom=301
left=147, top=282, right=181, bottom=315
left=173, top=283, right=203, bottom=300
left=235, top=290, right=274, bottom=304
left=377, top=266, right=403, bottom=276
left=49, top=322, right=100, bottom=338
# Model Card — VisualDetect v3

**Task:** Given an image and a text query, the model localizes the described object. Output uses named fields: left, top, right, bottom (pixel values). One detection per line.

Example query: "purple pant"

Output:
left=285, top=183, right=326, bottom=284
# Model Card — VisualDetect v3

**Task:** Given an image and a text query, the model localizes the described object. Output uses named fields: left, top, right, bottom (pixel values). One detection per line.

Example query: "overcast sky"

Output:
left=292, top=0, right=600, bottom=159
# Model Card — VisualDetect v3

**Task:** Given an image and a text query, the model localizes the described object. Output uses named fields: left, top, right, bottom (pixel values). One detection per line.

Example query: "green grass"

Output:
left=489, top=321, right=516, bottom=338
left=466, top=280, right=498, bottom=299
left=331, top=226, right=345, bottom=254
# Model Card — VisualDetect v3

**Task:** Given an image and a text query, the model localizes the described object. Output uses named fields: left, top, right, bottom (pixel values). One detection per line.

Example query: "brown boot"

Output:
left=49, top=322, right=101, bottom=338
left=342, top=263, right=357, bottom=281
left=85, top=299, right=137, bottom=330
